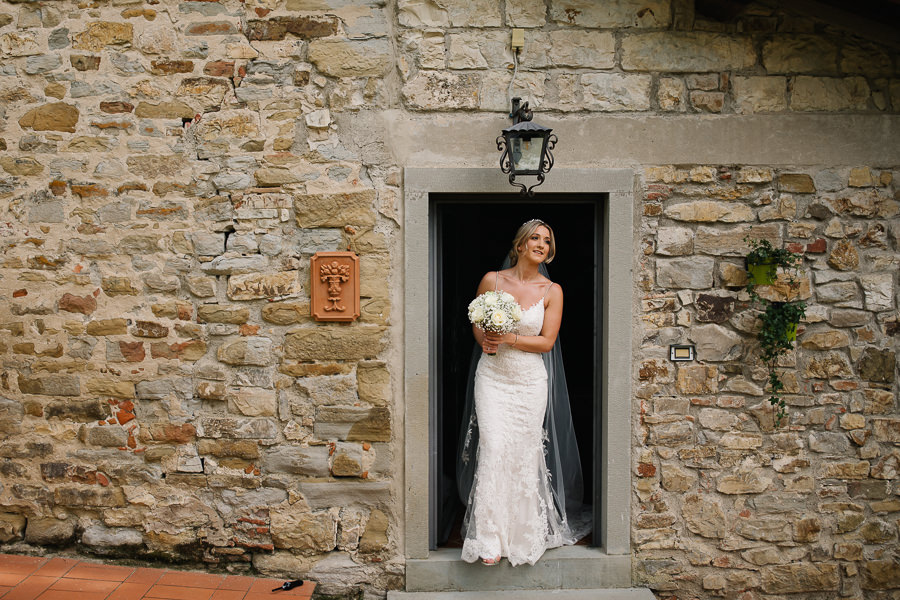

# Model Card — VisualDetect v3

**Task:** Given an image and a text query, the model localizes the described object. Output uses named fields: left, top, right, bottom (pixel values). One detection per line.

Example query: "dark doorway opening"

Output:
left=430, top=193, right=602, bottom=549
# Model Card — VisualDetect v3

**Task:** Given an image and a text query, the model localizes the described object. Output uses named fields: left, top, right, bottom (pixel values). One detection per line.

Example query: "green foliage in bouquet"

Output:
left=744, top=237, right=806, bottom=426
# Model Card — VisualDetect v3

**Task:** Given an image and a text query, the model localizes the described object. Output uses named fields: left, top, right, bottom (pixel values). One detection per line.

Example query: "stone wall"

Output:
left=0, top=0, right=898, bottom=597
left=634, top=164, right=899, bottom=597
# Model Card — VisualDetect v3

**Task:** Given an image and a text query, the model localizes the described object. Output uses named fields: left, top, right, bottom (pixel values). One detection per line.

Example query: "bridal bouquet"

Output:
left=468, top=291, right=522, bottom=355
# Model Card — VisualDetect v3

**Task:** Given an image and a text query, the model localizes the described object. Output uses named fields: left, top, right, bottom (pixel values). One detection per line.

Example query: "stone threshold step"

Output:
left=389, top=590, right=655, bottom=599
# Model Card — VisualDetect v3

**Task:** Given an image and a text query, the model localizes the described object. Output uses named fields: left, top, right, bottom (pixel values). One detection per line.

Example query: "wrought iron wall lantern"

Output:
left=496, top=97, right=558, bottom=195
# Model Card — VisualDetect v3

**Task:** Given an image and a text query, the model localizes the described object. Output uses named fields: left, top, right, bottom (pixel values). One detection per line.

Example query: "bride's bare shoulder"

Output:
left=476, top=271, right=498, bottom=292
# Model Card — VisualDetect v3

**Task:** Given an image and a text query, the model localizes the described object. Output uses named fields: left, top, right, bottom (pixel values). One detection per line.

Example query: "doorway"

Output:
left=430, top=193, right=603, bottom=549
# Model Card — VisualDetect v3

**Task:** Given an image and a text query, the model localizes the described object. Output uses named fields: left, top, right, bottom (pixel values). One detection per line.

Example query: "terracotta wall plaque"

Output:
left=311, top=251, right=360, bottom=322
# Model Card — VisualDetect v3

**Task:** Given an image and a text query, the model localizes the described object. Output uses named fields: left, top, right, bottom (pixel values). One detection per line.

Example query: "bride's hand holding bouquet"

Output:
left=468, top=291, right=522, bottom=355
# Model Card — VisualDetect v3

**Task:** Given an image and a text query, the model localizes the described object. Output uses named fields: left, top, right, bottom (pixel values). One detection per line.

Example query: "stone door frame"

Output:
left=402, top=168, right=635, bottom=582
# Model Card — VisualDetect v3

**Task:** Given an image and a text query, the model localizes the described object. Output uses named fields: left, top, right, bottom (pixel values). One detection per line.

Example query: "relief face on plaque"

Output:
left=310, top=251, right=360, bottom=322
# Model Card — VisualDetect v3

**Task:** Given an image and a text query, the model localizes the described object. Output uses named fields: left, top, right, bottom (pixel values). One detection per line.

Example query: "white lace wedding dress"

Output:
left=460, top=298, right=580, bottom=566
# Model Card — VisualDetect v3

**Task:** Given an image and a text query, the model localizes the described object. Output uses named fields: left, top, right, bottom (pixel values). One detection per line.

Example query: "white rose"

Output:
left=484, top=293, right=497, bottom=307
left=510, top=304, right=523, bottom=320
left=490, top=310, right=506, bottom=328
left=470, top=306, right=484, bottom=323
left=500, top=292, right=514, bottom=303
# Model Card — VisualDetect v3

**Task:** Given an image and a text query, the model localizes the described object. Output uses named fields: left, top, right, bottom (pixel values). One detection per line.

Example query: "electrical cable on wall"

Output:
left=507, top=48, right=520, bottom=109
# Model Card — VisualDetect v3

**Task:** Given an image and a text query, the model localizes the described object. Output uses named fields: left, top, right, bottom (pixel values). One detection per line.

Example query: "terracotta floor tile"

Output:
left=0, top=585, right=13, bottom=596
left=246, top=579, right=313, bottom=596
left=144, top=584, right=215, bottom=600
left=0, top=566, right=36, bottom=578
left=0, top=575, right=28, bottom=588
left=3, top=575, right=58, bottom=600
left=49, top=577, right=119, bottom=593
left=218, top=576, right=254, bottom=592
left=35, top=591, right=110, bottom=600
left=107, top=582, right=155, bottom=600
left=125, top=568, right=164, bottom=585
left=210, top=591, right=245, bottom=600
left=63, top=564, right=134, bottom=582
left=0, top=557, right=45, bottom=568
left=32, top=559, right=78, bottom=579
left=158, top=573, right=225, bottom=589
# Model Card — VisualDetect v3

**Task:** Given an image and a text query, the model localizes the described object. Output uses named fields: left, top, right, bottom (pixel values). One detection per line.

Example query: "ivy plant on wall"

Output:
left=745, top=237, right=807, bottom=426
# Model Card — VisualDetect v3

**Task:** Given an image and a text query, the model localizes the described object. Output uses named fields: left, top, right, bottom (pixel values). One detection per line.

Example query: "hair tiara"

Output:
left=522, top=218, right=545, bottom=227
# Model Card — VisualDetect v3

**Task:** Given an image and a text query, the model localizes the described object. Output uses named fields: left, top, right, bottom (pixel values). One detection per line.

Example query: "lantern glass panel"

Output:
left=511, top=135, right=543, bottom=173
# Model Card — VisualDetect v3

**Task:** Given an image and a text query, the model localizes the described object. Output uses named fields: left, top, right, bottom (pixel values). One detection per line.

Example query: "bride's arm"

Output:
left=472, top=272, right=497, bottom=353
left=486, top=283, right=563, bottom=353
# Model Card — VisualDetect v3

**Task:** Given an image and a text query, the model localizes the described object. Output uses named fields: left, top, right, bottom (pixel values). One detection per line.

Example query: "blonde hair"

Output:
left=508, top=219, right=556, bottom=266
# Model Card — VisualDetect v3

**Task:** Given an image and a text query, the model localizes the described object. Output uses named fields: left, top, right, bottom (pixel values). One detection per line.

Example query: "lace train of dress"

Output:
left=460, top=301, right=582, bottom=566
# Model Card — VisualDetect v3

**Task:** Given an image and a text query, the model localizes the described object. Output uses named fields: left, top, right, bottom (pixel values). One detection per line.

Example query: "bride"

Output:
left=459, top=219, right=588, bottom=567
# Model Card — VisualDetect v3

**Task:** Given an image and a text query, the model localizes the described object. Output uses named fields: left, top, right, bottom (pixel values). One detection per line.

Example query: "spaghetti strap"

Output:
left=542, top=282, right=553, bottom=299
left=494, top=272, right=499, bottom=291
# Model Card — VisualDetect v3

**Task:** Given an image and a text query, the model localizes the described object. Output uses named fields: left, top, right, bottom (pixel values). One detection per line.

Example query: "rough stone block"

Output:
left=72, top=21, right=132, bottom=51
left=81, top=523, right=143, bottom=548
left=227, top=271, right=301, bottom=301
left=54, top=486, right=125, bottom=507
left=654, top=227, right=693, bottom=256
left=0, top=397, right=23, bottom=435
left=695, top=224, right=779, bottom=256
left=800, top=330, right=850, bottom=350
left=262, top=302, right=311, bottom=325
left=622, top=32, right=754, bottom=72
left=270, top=505, right=337, bottom=551
left=18, top=374, right=81, bottom=396
left=656, top=256, right=714, bottom=289
left=447, top=31, right=509, bottom=69
left=762, top=35, right=837, bottom=74
left=45, top=399, right=106, bottom=421
left=284, top=326, right=386, bottom=361
left=649, top=421, right=693, bottom=446
left=862, top=559, right=900, bottom=590
left=682, top=494, right=726, bottom=538
left=548, top=30, right=614, bottom=68
left=198, top=417, right=278, bottom=440
left=357, top=361, right=390, bottom=406
left=550, top=0, right=670, bottom=27
left=689, top=324, right=742, bottom=361
left=308, top=38, right=391, bottom=78
left=860, top=273, right=894, bottom=311
left=227, top=388, right=277, bottom=417
left=732, top=76, right=787, bottom=113
left=402, top=71, right=480, bottom=110
left=718, top=471, right=772, bottom=494
left=657, top=77, right=686, bottom=112
left=858, top=348, right=895, bottom=383
left=217, top=337, right=273, bottom=366
left=359, top=509, right=389, bottom=553
left=581, top=73, right=651, bottom=111
left=85, top=378, right=135, bottom=399
left=201, top=255, right=268, bottom=276
left=82, top=424, right=129, bottom=447
left=18, top=102, right=79, bottom=132
left=262, top=445, right=330, bottom=477
left=505, top=0, right=545, bottom=26
left=872, top=419, right=900, bottom=443
left=25, top=517, right=76, bottom=545
left=791, top=76, right=870, bottom=111
left=819, top=461, right=870, bottom=479
left=198, top=305, right=250, bottom=324
left=314, top=406, right=390, bottom=442
left=86, top=319, right=128, bottom=336
left=294, top=190, right=376, bottom=228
